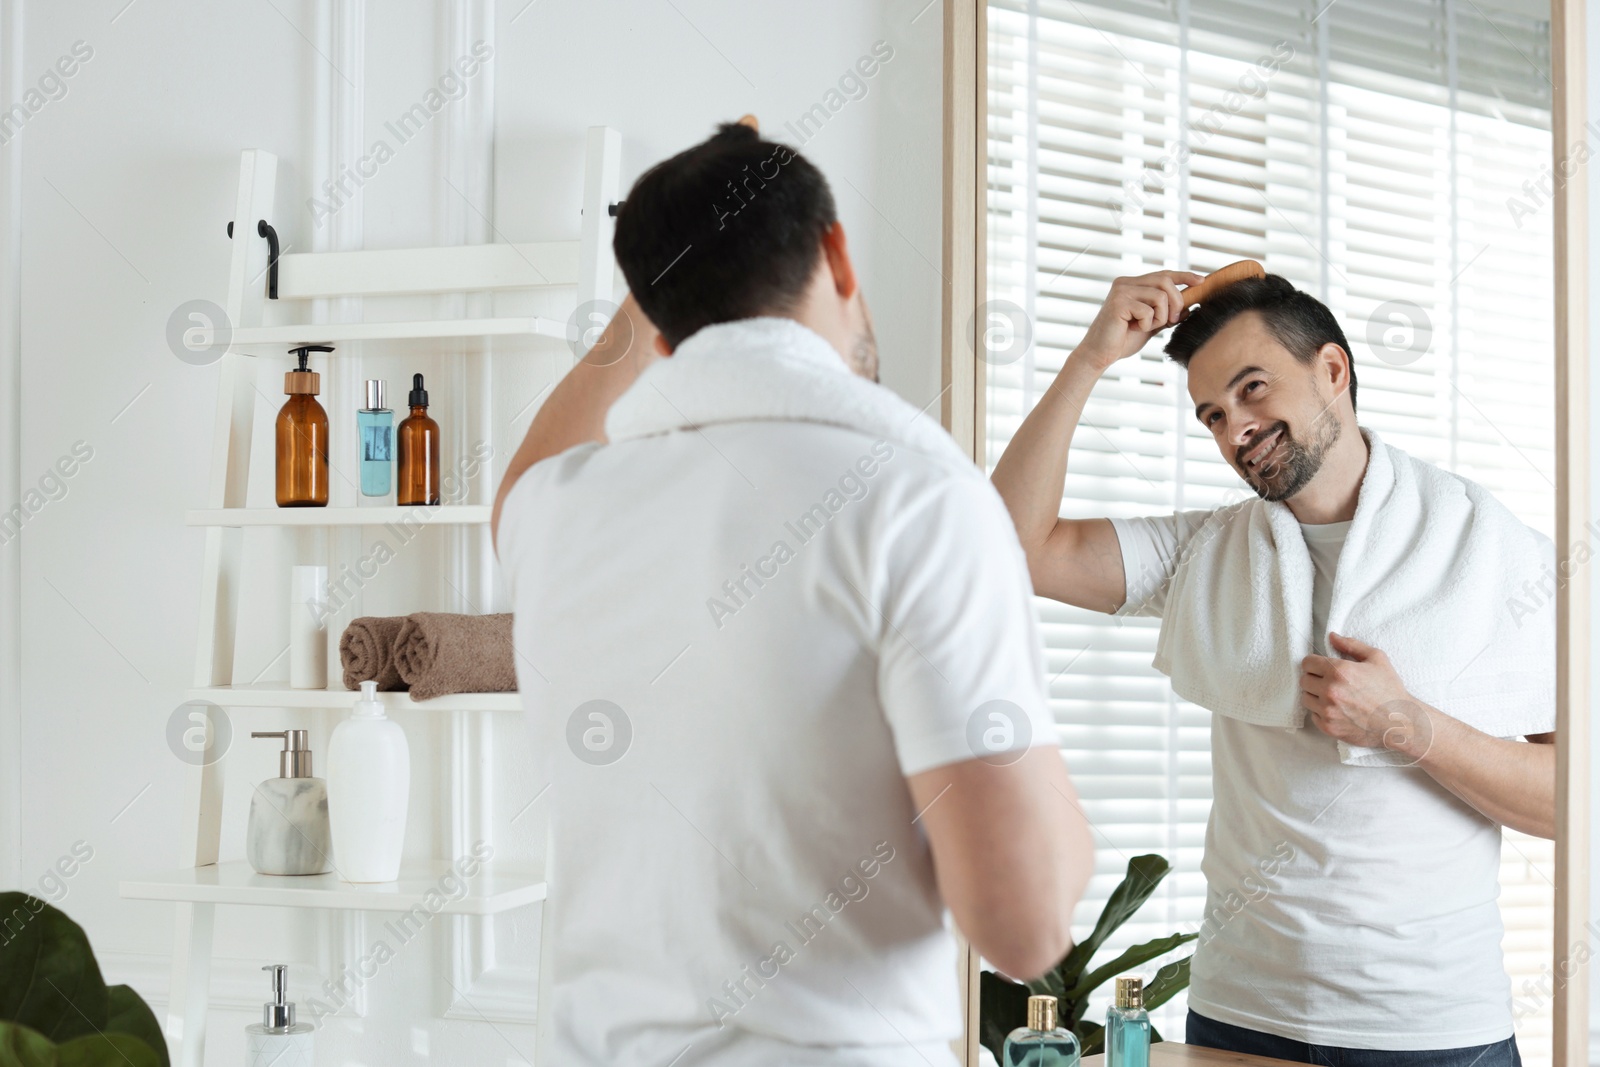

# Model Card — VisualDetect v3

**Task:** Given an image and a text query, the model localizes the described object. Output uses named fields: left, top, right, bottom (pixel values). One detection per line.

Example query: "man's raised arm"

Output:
left=989, top=270, right=1201, bottom=610
left=491, top=294, right=662, bottom=551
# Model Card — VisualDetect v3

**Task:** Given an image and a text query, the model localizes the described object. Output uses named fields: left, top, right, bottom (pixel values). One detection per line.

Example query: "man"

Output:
left=492, top=121, right=1093, bottom=1066
left=991, top=270, right=1555, bottom=1066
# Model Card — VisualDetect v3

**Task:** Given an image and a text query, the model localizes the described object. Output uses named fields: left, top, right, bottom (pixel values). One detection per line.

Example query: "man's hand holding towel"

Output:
left=1300, top=632, right=1430, bottom=756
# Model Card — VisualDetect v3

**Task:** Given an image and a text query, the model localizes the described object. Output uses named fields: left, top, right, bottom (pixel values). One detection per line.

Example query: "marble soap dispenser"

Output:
left=247, top=729, right=332, bottom=876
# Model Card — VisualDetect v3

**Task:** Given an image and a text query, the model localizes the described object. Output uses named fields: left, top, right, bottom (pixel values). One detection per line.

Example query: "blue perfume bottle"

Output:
left=358, top=379, right=393, bottom=497
left=1106, top=976, right=1151, bottom=1067
left=1003, top=994, right=1080, bottom=1066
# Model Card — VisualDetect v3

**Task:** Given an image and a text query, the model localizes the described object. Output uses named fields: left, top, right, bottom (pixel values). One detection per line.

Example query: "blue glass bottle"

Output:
left=358, top=379, right=393, bottom=497
left=1106, top=977, right=1151, bottom=1067
left=1003, top=995, right=1080, bottom=1066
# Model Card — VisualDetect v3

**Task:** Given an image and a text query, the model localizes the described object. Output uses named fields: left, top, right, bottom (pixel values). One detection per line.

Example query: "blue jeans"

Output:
left=1185, top=1010, right=1522, bottom=1067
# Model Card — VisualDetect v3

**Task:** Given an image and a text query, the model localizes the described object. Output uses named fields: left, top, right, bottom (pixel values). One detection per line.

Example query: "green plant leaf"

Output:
left=104, top=988, right=166, bottom=1067
left=1151, top=1022, right=1164, bottom=1044
left=1074, top=1019, right=1105, bottom=1056
left=1065, top=931, right=1198, bottom=1004
left=54, top=1033, right=162, bottom=1067
left=0, top=1020, right=59, bottom=1065
left=980, top=856, right=1195, bottom=1064
left=1023, top=970, right=1066, bottom=999
left=0, top=1021, right=162, bottom=1067
left=1049, top=855, right=1170, bottom=991
left=0, top=894, right=109, bottom=1043
left=977, top=971, right=1033, bottom=1064
left=1143, top=955, right=1193, bottom=1012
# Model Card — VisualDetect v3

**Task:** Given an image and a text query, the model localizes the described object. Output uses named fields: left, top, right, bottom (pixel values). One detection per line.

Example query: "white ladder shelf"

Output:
left=120, top=128, right=621, bottom=1067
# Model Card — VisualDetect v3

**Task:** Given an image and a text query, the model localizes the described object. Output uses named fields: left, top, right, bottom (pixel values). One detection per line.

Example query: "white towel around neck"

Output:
left=605, top=316, right=968, bottom=467
left=1152, top=429, right=1555, bottom=767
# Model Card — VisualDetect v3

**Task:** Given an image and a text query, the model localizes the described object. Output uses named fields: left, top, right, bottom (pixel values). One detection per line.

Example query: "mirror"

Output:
left=975, top=0, right=1559, bottom=1063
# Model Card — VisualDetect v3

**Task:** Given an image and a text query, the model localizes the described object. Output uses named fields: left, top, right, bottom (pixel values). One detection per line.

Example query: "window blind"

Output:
left=985, top=0, right=1553, bottom=1053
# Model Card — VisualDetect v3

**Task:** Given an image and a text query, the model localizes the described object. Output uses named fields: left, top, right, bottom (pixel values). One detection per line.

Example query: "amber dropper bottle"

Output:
left=396, top=373, right=440, bottom=506
left=275, top=345, right=331, bottom=507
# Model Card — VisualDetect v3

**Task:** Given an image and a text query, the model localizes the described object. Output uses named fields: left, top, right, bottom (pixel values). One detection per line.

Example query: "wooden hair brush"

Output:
left=1182, top=259, right=1266, bottom=307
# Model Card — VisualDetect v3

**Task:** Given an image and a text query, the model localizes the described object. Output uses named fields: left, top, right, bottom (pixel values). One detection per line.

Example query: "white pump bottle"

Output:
left=326, top=680, right=410, bottom=882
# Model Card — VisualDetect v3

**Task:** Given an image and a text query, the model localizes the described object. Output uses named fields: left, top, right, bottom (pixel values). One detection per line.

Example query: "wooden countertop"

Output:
left=1081, top=1042, right=1302, bottom=1066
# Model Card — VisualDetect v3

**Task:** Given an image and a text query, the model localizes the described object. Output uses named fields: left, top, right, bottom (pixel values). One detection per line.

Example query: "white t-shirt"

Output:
left=1111, top=511, right=1513, bottom=1051
left=498, top=420, right=1057, bottom=1067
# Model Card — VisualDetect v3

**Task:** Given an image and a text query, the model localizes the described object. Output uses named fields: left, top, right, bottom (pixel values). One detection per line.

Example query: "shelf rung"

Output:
left=188, top=684, right=520, bottom=713
left=228, top=316, right=571, bottom=351
left=185, top=505, right=490, bottom=527
left=275, top=240, right=581, bottom=298
left=120, top=860, right=544, bottom=914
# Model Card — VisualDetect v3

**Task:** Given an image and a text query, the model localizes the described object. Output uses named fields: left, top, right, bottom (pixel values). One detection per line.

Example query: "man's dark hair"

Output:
left=1164, top=273, right=1357, bottom=414
left=612, top=123, right=837, bottom=348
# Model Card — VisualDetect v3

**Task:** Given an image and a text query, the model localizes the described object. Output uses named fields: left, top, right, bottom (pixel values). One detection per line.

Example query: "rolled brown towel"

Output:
left=340, top=616, right=409, bottom=691
left=393, top=612, right=516, bottom=701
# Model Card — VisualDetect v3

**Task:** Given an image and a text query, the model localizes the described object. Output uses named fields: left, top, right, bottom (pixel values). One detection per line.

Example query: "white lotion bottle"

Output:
left=327, top=680, right=410, bottom=882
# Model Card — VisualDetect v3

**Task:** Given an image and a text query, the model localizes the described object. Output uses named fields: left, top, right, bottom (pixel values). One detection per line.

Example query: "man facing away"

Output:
left=992, top=270, right=1556, bottom=1066
left=492, top=121, right=1093, bottom=1066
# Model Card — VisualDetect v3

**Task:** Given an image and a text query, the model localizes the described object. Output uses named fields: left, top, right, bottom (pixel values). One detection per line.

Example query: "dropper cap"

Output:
left=285, top=345, right=332, bottom=395
left=352, top=679, right=387, bottom=719
left=407, top=373, right=429, bottom=408
left=261, top=964, right=296, bottom=1030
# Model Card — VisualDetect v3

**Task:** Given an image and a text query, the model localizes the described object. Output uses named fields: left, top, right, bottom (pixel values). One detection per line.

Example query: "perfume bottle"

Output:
left=357, top=379, right=393, bottom=497
left=1003, top=994, right=1081, bottom=1066
left=396, top=373, right=440, bottom=506
left=245, top=964, right=314, bottom=1067
left=1106, top=977, right=1151, bottom=1067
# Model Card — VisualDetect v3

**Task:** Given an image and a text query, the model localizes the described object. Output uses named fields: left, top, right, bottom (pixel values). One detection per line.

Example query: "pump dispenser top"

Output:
left=285, top=345, right=330, bottom=395
left=353, top=680, right=386, bottom=719
left=246, top=964, right=314, bottom=1066
left=251, top=729, right=314, bottom=777
left=260, top=964, right=296, bottom=1030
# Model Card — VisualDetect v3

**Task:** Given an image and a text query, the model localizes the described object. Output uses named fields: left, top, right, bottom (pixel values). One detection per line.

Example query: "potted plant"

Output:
left=0, top=891, right=169, bottom=1067
left=980, top=854, right=1195, bottom=1060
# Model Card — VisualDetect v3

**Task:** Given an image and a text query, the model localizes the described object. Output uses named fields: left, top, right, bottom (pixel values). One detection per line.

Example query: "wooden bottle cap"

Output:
left=285, top=368, right=320, bottom=395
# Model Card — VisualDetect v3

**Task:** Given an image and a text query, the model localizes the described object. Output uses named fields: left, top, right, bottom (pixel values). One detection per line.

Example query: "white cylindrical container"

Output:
left=289, top=565, right=328, bottom=689
left=247, top=1027, right=313, bottom=1067
left=326, top=680, right=410, bottom=882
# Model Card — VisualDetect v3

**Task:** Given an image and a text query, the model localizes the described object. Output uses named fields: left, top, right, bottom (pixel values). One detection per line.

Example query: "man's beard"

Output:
left=851, top=330, right=880, bottom=383
left=1236, top=408, right=1340, bottom=502
left=847, top=297, right=880, bottom=383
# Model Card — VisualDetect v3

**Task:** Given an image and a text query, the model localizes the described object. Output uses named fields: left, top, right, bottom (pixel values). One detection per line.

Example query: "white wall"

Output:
left=0, top=1, right=943, bottom=1064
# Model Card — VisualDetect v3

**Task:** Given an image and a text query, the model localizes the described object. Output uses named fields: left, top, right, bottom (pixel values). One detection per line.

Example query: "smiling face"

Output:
left=1186, top=310, right=1352, bottom=502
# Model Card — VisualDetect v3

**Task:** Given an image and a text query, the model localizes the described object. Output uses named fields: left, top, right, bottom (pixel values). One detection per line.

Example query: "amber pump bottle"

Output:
left=276, top=346, right=331, bottom=507
left=396, top=373, right=440, bottom=506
